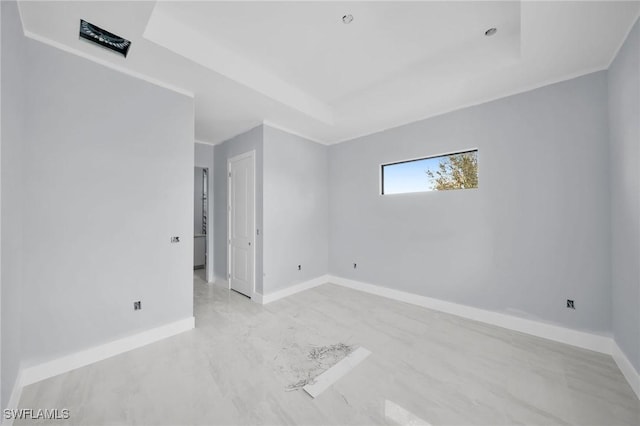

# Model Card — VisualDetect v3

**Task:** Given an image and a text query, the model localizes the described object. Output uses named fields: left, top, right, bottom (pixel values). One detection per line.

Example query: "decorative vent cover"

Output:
left=79, top=20, right=131, bottom=57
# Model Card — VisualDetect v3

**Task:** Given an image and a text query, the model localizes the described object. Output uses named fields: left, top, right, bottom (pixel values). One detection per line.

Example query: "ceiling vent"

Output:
left=79, top=20, right=131, bottom=57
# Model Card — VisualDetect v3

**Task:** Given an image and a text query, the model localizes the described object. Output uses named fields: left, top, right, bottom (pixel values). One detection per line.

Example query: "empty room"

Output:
left=1, top=1, right=639, bottom=425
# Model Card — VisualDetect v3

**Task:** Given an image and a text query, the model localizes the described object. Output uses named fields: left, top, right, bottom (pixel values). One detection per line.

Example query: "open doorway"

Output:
left=194, top=167, right=208, bottom=281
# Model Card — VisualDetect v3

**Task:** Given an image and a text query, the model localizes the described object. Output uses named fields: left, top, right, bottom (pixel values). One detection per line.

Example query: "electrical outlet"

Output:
left=298, top=265, right=302, bottom=271
left=134, top=301, right=142, bottom=310
left=353, top=263, right=357, bottom=269
left=171, top=236, right=180, bottom=243
left=566, top=299, right=575, bottom=309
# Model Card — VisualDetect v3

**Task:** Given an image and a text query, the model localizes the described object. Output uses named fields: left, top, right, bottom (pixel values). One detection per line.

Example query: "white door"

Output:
left=228, top=151, right=255, bottom=297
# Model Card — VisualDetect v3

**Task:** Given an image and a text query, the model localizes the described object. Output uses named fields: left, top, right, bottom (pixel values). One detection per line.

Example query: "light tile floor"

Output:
left=16, top=274, right=640, bottom=425
left=194, top=268, right=206, bottom=282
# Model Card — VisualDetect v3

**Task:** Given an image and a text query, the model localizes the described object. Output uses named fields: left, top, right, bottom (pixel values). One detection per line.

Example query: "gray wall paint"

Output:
left=1, top=0, right=25, bottom=410
left=195, top=143, right=214, bottom=283
left=0, top=4, right=633, bottom=408
left=608, top=18, right=640, bottom=371
left=213, top=126, right=264, bottom=292
left=213, top=125, right=328, bottom=295
left=263, top=126, right=328, bottom=294
left=329, top=72, right=611, bottom=335
left=19, top=35, right=194, bottom=365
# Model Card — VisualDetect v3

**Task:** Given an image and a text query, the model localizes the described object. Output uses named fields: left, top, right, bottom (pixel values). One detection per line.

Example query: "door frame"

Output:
left=196, top=166, right=211, bottom=281
left=193, top=165, right=213, bottom=283
left=227, top=150, right=256, bottom=297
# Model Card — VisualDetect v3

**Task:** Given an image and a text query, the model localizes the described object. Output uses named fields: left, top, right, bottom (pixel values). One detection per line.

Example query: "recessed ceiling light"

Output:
left=342, top=14, right=354, bottom=24
left=485, top=27, right=497, bottom=36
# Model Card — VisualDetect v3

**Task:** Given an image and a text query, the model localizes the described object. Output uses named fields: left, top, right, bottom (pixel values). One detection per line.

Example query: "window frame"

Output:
left=380, top=148, right=478, bottom=195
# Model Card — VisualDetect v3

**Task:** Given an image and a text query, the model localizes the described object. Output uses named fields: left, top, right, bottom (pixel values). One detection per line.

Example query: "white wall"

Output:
left=329, top=72, right=611, bottom=335
left=263, top=125, right=328, bottom=294
left=18, top=31, right=194, bottom=366
left=1, top=0, right=25, bottom=410
left=214, top=126, right=264, bottom=291
left=608, top=18, right=640, bottom=371
left=195, top=143, right=214, bottom=283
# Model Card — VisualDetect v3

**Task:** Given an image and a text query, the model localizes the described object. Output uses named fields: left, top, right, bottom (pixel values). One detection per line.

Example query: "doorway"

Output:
left=227, top=151, right=255, bottom=298
left=194, top=167, right=208, bottom=281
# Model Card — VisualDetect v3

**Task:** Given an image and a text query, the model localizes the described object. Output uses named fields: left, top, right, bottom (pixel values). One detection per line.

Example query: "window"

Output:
left=381, top=149, right=478, bottom=195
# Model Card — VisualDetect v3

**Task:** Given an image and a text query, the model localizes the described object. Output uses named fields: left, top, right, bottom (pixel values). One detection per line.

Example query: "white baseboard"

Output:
left=328, top=275, right=612, bottom=355
left=257, top=275, right=329, bottom=305
left=612, top=342, right=640, bottom=399
left=8, top=277, right=638, bottom=407
left=19, top=317, right=195, bottom=387
left=251, top=291, right=263, bottom=304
